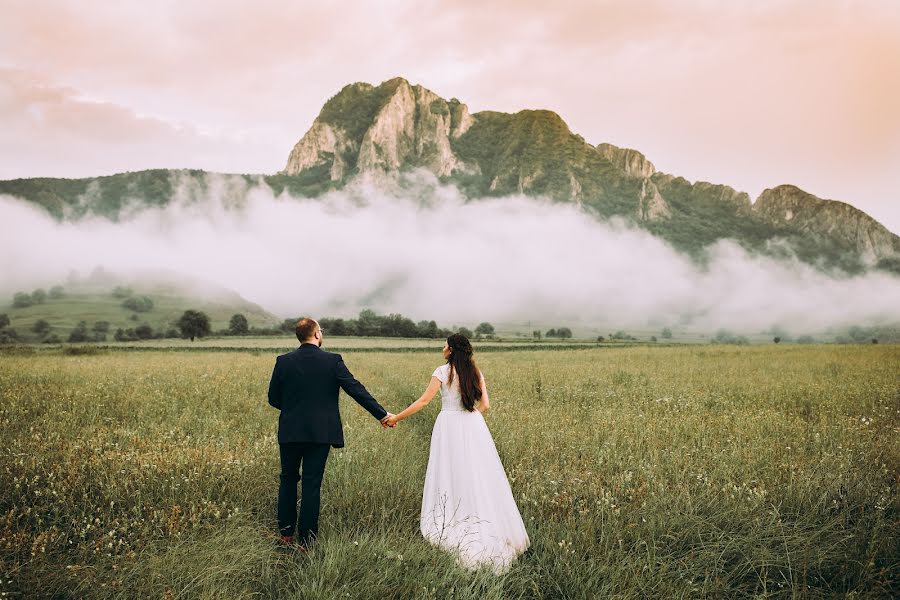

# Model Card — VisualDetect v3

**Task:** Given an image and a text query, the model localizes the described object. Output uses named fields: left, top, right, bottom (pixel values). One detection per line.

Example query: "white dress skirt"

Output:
left=419, top=364, right=530, bottom=574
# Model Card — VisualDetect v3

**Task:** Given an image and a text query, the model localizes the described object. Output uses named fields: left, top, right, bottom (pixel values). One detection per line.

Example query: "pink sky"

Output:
left=1, top=0, right=898, bottom=232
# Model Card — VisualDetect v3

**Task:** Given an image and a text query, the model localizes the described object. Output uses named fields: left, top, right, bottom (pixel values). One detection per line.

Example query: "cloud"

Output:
left=1, top=172, right=898, bottom=334
left=0, top=68, right=274, bottom=177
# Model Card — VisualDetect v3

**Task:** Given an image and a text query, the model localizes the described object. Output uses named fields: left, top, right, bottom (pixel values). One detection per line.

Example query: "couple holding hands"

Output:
left=267, top=318, right=529, bottom=574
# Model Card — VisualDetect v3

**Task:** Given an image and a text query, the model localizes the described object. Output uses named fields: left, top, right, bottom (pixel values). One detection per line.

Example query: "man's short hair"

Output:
left=295, top=317, right=319, bottom=342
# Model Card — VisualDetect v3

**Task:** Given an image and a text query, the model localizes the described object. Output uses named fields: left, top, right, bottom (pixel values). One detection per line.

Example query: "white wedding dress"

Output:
left=420, top=364, right=530, bottom=574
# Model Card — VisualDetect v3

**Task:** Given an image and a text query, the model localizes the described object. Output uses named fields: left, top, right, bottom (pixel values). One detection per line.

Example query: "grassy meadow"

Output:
left=0, top=343, right=897, bottom=598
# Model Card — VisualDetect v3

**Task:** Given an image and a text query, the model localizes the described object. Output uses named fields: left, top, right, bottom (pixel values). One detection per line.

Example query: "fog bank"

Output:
left=2, top=173, right=899, bottom=333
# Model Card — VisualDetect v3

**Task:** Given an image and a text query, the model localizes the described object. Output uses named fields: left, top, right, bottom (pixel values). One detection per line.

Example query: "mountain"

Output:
left=1, top=76, right=898, bottom=274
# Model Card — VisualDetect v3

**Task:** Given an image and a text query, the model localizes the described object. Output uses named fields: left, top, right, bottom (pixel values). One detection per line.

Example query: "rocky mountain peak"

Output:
left=596, top=143, right=656, bottom=178
left=282, top=77, right=475, bottom=180
left=753, top=185, right=900, bottom=261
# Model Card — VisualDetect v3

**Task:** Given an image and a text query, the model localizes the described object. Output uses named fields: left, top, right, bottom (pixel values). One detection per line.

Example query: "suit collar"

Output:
left=297, top=342, right=322, bottom=351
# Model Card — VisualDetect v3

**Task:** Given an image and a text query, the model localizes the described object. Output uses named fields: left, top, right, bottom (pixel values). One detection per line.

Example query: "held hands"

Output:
left=380, top=413, right=399, bottom=429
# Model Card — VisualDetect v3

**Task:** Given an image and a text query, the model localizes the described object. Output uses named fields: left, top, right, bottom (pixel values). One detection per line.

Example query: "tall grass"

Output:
left=1, top=345, right=897, bottom=598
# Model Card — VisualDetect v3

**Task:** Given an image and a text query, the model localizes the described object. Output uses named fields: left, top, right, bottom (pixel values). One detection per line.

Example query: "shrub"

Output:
left=12, top=292, right=33, bottom=308
left=67, top=321, right=91, bottom=343
left=31, top=320, right=51, bottom=336
left=123, top=296, right=154, bottom=313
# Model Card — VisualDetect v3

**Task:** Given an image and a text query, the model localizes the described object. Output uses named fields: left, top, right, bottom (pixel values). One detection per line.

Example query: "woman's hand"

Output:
left=384, top=414, right=400, bottom=427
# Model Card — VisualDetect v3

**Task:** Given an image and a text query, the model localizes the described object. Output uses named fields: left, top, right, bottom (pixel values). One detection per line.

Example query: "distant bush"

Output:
left=546, top=327, right=573, bottom=339
left=774, top=337, right=781, bottom=344
left=0, top=314, right=9, bottom=329
left=533, top=330, right=542, bottom=340
left=49, top=286, right=65, bottom=299
left=67, top=321, right=91, bottom=343
left=712, top=329, right=750, bottom=345
left=650, top=336, right=658, bottom=342
left=12, top=292, right=33, bottom=308
left=31, top=319, right=51, bottom=336
left=611, top=330, right=637, bottom=341
left=178, top=310, right=211, bottom=341
left=661, top=327, right=672, bottom=339
left=0, top=328, right=19, bottom=344
left=475, top=322, right=495, bottom=336
left=122, top=296, right=153, bottom=313
left=114, top=328, right=140, bottom=342
left=92, top=321, right=111, bottom=333
left=134, top=324, right=154, bottom=340
left=458, top=326, right=474, bottom=338
left=112, top=286, right=133, bottom=299
left=31, top=289, right=47, bottom=304
left=229, top=313, right=249, bottom=336
left=597, top=335, right=605, bottom=342
left=43, top=334, right=61, bottom=344
left=796, top=335, right=815, bottom=344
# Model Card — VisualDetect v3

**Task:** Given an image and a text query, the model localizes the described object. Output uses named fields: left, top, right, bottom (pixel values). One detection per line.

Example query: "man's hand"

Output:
left=380, top=413, right=397, bottom=428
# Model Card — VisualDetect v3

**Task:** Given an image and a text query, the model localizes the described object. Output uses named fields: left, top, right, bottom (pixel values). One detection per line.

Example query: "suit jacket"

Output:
left=267, top=343, right=387, bottom=447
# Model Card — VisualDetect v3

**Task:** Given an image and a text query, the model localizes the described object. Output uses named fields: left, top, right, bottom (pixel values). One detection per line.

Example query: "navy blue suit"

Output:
left=267, top=343, right=387, bottom=542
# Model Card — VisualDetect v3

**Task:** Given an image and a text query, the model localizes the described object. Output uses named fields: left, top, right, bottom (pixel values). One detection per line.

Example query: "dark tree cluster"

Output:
left=711, top=329, right=750, bottom=345
left=277, top=310, right=481, bottom=340
left=11, top=288, right=50, bottom=308
left=0, top=313, right=17, bottom=344
left=122, top=296, right=154, bottom=313
left=546, top=327, right=573, bottom=339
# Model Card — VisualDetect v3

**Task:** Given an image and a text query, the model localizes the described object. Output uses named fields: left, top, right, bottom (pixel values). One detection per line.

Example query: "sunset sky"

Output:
left=1, top=0, right=898, bottom=232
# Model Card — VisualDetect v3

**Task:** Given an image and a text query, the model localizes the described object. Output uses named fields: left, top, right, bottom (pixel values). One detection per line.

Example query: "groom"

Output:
left=267, top=317, right=394, bottom=550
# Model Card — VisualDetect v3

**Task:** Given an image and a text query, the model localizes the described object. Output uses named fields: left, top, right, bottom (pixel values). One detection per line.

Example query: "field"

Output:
left=0, top=343, right=897, bottom=598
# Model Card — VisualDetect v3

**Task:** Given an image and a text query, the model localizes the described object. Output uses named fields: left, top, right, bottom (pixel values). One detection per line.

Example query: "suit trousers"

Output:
left=277, top=442, right=331, bottom=543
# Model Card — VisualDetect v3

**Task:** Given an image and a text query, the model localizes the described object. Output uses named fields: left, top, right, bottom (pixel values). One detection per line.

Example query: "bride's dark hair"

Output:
left=446, top=333, right=482, bottom=412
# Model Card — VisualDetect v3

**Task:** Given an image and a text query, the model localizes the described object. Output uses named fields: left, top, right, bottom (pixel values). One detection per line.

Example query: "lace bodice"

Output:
left=432, top=364, right=482, bottom=412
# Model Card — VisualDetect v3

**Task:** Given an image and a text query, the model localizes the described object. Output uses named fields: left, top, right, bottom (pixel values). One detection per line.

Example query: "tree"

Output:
left=774, top=337, right=781, bottom=344
left=229, top=313, right=249, bottom=335
left=31, top=289, right=47, bottom=304
left=458, top=326, right=474, bottom=338
left=416, top=320, right=439, bottom=338
left=49, top=285, right=65, bottom=299
left=67, top=321, right=90, bottom=343
left=0, top=314, right=9, bottom=329
left=134, top=324, right=154, bottom=339
left=661, top=327, right=672, bottom=339
left=123, top=296, right=153, bottom=312
left=177, top=310, right=211, bottom=341
left=597, top=335, right=605, bottom=342
left=93, top=321, right=111, bottom=333
left=533, top=330, right=542, bottom=340
left=31, top=319, right=51, bottom=336
left=12, top=292, right=33, bottom=308
left=546, top=328, right=557, bottom=338
left=112, top=286, right=133, bottom=298
left=557, top=327, right=573, bottom=339
left=475, top=322, right=495, bottom=337
left=650, top=335, right=658, bottom=342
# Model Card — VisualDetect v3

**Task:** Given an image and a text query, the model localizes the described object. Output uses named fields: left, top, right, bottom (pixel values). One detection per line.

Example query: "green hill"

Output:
left=0, top=278, right=280, bottom=343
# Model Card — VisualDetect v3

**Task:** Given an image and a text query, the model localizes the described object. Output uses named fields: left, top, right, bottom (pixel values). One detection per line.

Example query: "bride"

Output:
left=385, top=333, right=530, bottom=574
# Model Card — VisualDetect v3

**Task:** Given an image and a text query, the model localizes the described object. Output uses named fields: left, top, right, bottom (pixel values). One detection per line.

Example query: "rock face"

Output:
left=596, top=143, right=656, bottom=178
left=283, top=78, right=475, bottom=180
left=753, top=185, right=900, bottom=262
